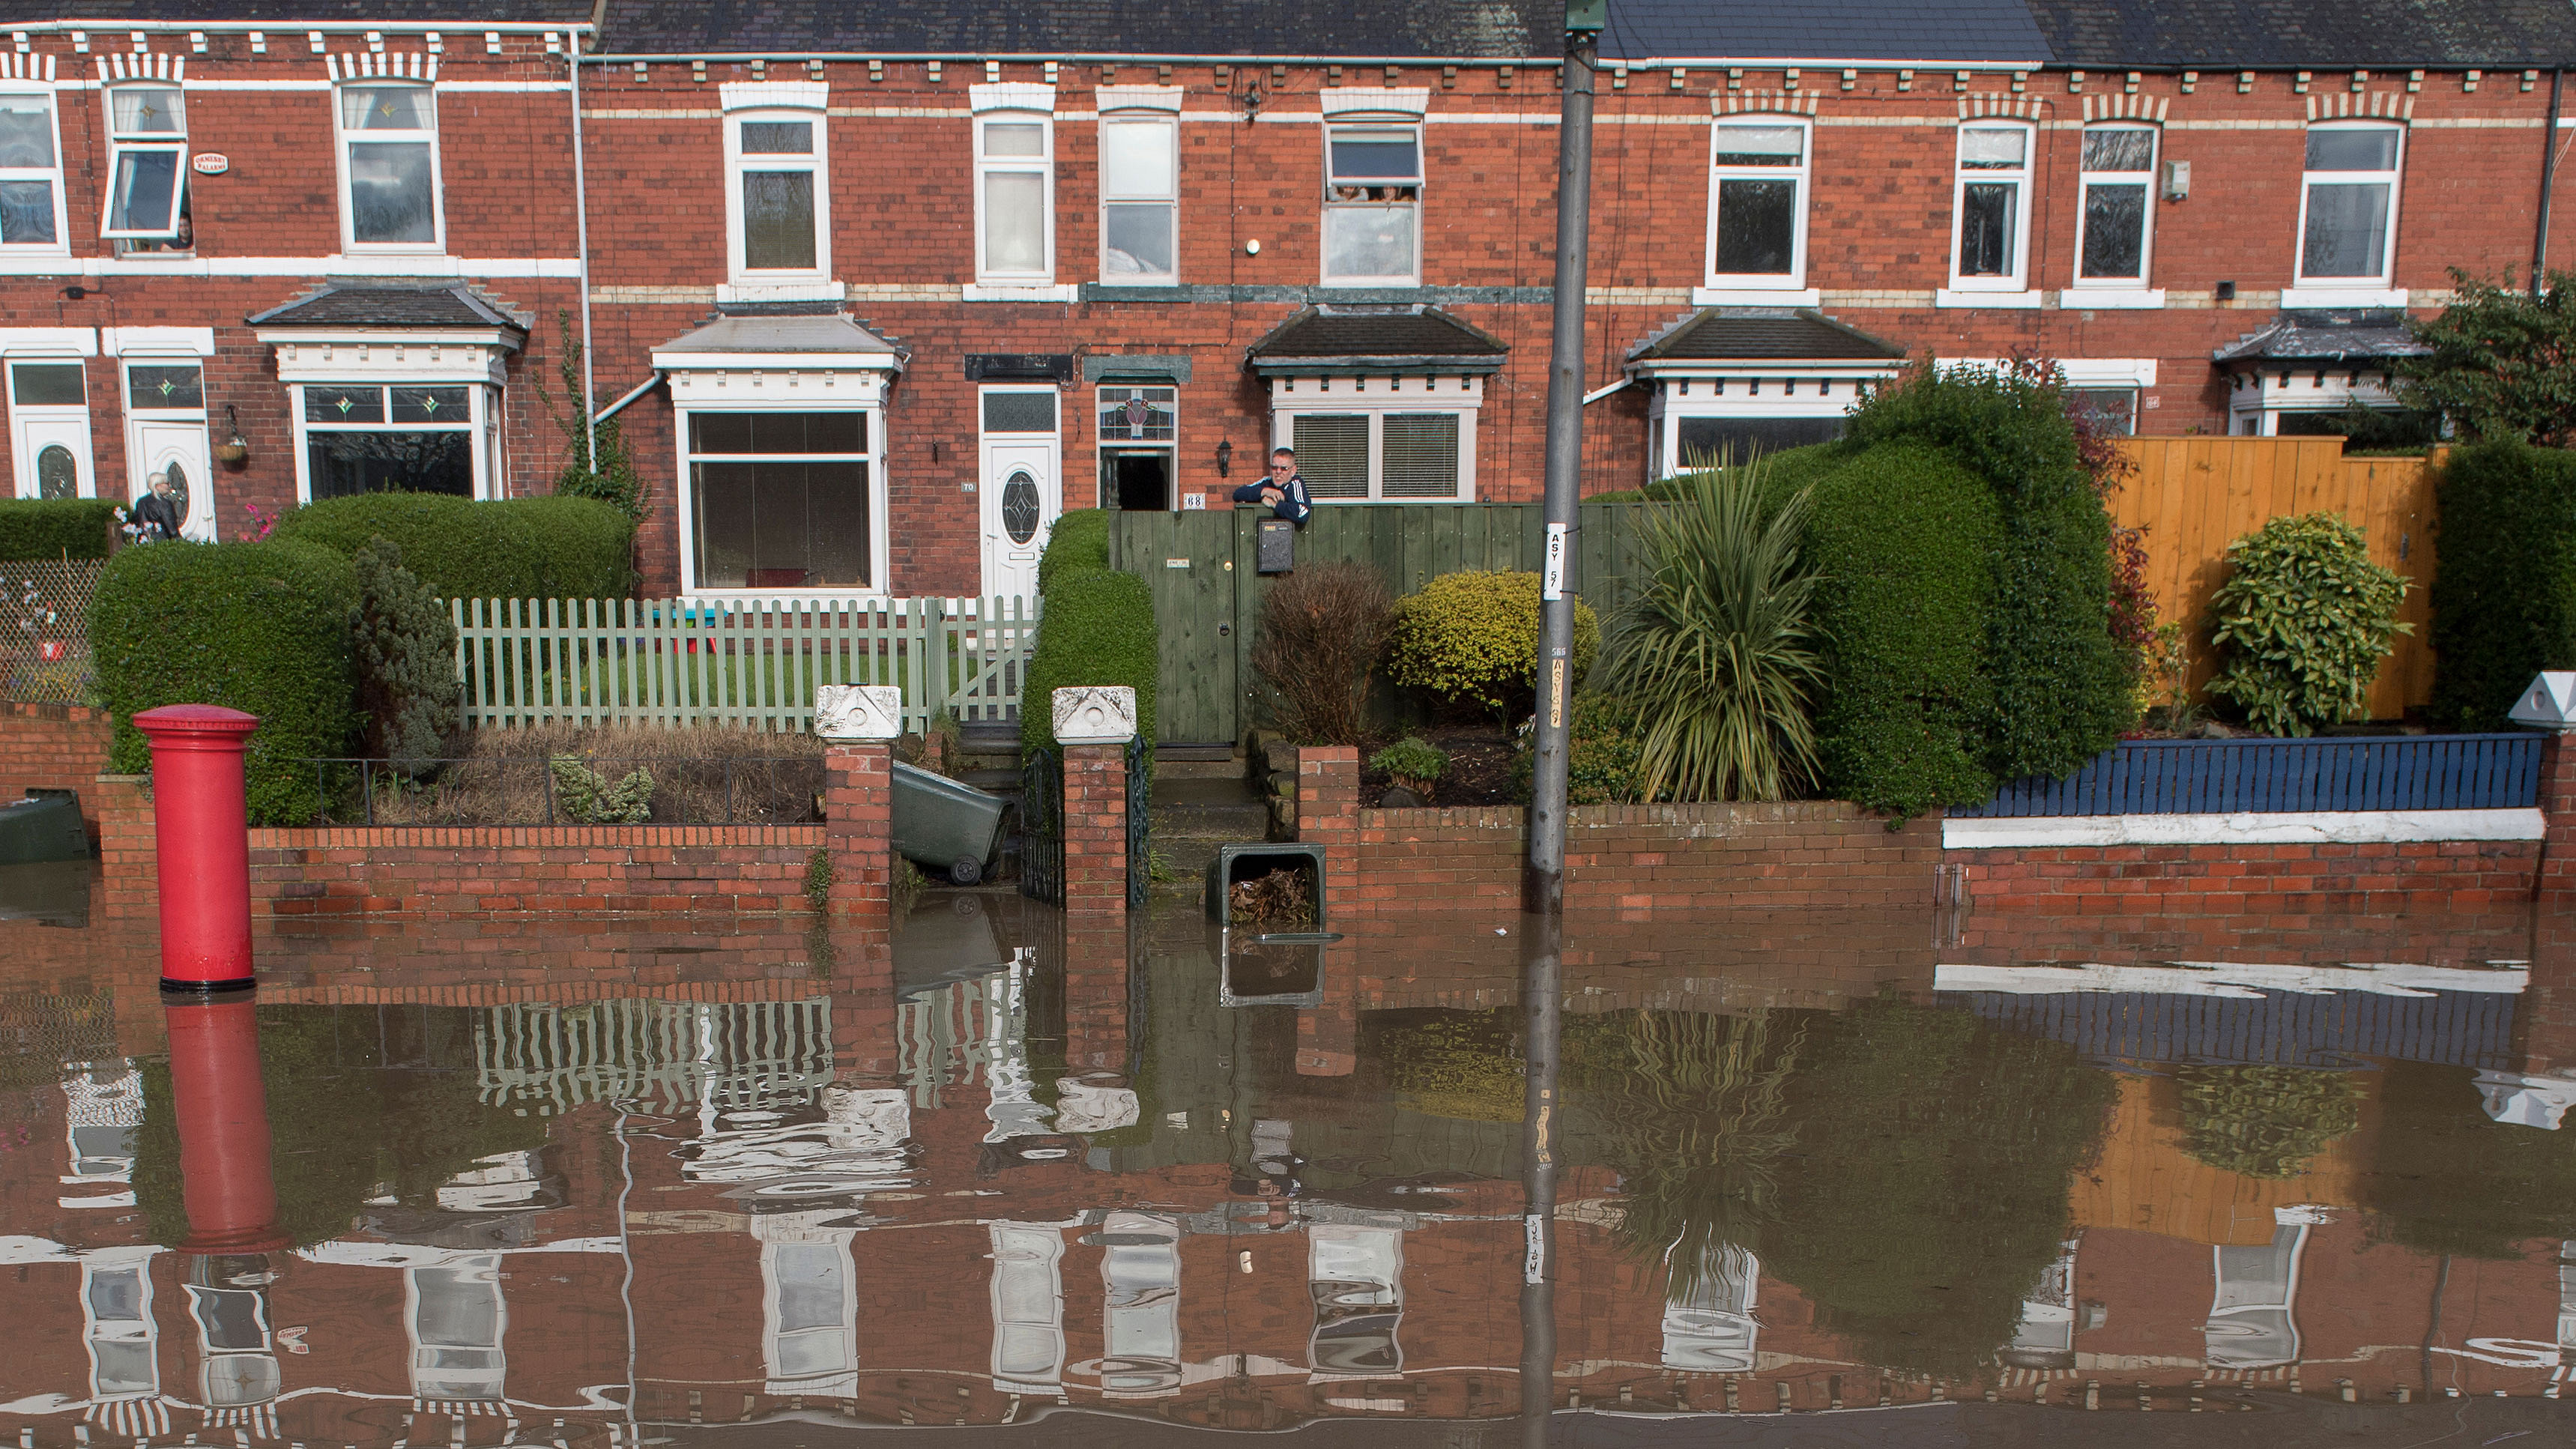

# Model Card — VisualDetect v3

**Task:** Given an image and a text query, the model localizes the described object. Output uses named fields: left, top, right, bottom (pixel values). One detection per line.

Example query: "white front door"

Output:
left=979, top=438, right=1057, bottom=601
left=128, top=417, right=213, bottom=540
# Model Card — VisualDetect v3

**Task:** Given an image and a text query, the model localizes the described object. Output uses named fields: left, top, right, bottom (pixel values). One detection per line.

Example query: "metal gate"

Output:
left=1125, top=734, right=1150, bottom=909
left=1019, top=748, right=1063, bottom=906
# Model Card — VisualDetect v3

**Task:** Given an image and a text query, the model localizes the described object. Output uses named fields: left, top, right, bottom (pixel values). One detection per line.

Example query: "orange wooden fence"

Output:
left=2111, top=438, right=2437, bottom=721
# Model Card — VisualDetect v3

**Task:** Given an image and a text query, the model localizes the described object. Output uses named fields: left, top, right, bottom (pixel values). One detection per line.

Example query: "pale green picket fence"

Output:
left=450, top=596, right=1036, bottom=734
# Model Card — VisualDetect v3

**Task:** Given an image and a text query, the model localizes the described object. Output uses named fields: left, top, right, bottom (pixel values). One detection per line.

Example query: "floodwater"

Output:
left=5, top=864, right=2576, bottom=1446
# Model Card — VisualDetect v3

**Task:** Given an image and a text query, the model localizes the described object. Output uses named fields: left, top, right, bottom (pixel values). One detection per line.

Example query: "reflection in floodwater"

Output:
left=4, top=886, right=2576, bottom=1443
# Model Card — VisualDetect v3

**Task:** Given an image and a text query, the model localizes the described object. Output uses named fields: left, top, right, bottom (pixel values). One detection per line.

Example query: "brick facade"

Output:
left=2, top=20, right=2569, bottom=598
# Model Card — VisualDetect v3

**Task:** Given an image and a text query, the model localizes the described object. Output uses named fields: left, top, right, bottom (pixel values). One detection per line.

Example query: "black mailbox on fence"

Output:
left=1256, top=518, right=1296, bottom=574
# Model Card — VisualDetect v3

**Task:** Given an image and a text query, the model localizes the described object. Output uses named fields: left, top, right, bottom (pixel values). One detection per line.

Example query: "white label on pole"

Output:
left=1523, top=1212, right=1547, bottom=1283
left=1542, top=523, right=1568, bottom=600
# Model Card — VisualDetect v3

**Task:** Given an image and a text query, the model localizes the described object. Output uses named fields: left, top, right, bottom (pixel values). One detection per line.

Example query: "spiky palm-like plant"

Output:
left=1600, top=462, right=1825, bottom=801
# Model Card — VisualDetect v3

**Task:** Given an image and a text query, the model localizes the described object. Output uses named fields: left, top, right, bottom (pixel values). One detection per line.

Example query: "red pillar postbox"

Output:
left=164, top=996, right=284, bottom=1252
left=132, top=704, right=260, bottom=993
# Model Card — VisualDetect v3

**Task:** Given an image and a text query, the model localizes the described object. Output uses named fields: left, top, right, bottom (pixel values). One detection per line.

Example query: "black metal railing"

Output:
left=297, top=756, right=826, bottom=827
left=1019, top=747, right=1064, bottom=906
left=1125, top=734, right=1150, bottom=908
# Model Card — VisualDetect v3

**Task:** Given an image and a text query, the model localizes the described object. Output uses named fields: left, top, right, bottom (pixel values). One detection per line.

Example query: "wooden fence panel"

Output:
left=2111, top=438, right=2437, bottom=720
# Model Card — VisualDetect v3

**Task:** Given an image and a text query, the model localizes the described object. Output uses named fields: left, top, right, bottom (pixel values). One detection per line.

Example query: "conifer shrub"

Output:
left=93, top=539, right=360, bottom=824
left=350, top=537, right=461, bottom=777
left=2428, top=441, right=2576, bottom=729
left=1801, top=442, right=2001, bottom=819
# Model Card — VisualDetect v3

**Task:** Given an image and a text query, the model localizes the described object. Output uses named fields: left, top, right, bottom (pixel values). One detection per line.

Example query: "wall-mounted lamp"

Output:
left=214, top=403, right=250, bottom=465
left=1215, top=439, right=1233, bottom=478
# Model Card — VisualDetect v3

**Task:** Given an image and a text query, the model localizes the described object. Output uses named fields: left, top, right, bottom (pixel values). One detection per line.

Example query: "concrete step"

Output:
left=1154, top=757, right=1247, bottom=781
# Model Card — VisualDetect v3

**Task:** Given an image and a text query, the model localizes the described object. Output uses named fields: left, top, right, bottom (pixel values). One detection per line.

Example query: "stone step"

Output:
left=1154, top=757, right=1248, bottom=781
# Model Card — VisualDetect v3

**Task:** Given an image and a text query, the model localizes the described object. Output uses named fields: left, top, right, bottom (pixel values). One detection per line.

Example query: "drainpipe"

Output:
left=569, top=30, right=599, bottom=459
left=2538, top=70, right=2565, bottom=295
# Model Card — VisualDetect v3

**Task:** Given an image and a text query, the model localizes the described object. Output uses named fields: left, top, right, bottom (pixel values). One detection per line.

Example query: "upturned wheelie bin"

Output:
left=891, top=761, right=1008, bottom=884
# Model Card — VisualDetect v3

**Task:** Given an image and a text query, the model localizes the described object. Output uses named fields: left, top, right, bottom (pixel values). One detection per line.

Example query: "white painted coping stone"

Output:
left=1941, top=808, right=2545, bottom=850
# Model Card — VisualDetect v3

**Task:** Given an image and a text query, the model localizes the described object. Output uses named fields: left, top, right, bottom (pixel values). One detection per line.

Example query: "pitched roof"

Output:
left=601, top=0, right=1556, bottom=58
left=245, top=284, right=529, bottom=334
left=2023, top=0, right=2576, bottom=67
left=2211, top=309, right=2429, bottom=366
left=1602, top=0, right=2050, bottom=64
left=651, top=312, right=904, bottom=357
left=1629, top=307, right=1908, bottom=363
left=1244, top=305, right=1508, bottom=372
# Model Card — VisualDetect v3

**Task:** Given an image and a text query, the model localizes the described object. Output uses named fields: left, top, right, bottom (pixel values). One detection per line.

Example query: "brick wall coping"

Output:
left=1944, top=808, right=2545, bottom=850
left=1935, top=961, right=2527, bottom=996
left=247, top=824, right=826, bottom=848
left=1364, top=799, right=1881, bottom=832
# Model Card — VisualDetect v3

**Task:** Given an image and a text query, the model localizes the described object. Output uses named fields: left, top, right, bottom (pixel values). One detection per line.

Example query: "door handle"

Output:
left=1217, top=623, right=1231, bottom=637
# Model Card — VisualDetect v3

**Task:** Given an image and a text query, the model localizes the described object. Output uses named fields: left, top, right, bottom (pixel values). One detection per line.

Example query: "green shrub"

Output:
left=1369, top=736, right=1448, bottom=791
left=350, top=538, right=460, bottom=776
left=2429, top=441, right=2576, bottom=729
left=549, top=754, right=654, bottom=823
left=0, top=497, right=116, bottom=559
left=1037, top=508, right=1112, bottom=591
left=2205, top=511, right=2411, bottom=736
left=1847, top=364, right=2129, bottom=781
left=1251, top=561, right=1394, bottom=745
left=1803, top=443, right=2001, bottom=819
left=2175, top=1064, right=2364, bottom=1180
left=1513, top=692, right=1654, bottom=805
left=1021, top=566, right=1157, bottom=754
left=1386, top=569, right=1599, bottom=720
left=267, top=492, right=632, bottom=602
left=539, top=312, right=649, bottom=521
left=2396, top=267, right=2576, bottom=448
left=94, top=539, right=360, bottom=825
left=1598, top=459, right=1823, bottom=802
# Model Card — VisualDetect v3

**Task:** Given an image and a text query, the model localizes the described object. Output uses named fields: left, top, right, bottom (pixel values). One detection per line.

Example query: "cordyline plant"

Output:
left=2204, top=512, right=2410, bottom=736
left=1597, top=459, right=1824, bottom=801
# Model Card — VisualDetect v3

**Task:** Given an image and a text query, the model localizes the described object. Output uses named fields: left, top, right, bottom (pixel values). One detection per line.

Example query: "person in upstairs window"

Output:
left=132, top=471, right=184, bottom=541
left=1232, top=447, right=1313, bottom=525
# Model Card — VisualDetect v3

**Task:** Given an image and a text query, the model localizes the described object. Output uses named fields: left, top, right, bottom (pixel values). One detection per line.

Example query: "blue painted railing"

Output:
left=1950, top=733, right=2543, bottom=817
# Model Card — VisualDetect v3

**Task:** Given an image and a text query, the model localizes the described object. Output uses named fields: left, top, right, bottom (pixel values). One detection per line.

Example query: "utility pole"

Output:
left=1523, top=1, right=1601, bottom=915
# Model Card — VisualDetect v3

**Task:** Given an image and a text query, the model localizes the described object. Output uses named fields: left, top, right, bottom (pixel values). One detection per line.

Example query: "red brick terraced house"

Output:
left=0, top=0, right=2571, bottom=599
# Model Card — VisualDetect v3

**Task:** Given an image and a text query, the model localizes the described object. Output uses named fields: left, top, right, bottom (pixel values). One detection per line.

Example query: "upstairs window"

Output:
left=103, top=85, right=189, bottom=247
left=728, top=112, right=827, bottom=279
left=2075, top=124, right=2155, bottom=285
left=1950, top=122, right=2033, bottom=291
left=1099, top=115, right=1177, bottom=283
left=1705, top=119, right=1808, bottom=288
left=976, top=113, right=1054, bottom=284
left=336, top=84, right=441, bottom=250
left=2298, top=123, right=2402, bottom=285
left=1322, top=126, right=1421, bottom=285
left=0, top=91, right=64, bottom=249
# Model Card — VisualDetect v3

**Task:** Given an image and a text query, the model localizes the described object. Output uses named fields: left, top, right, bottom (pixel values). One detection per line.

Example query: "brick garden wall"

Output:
left=1, top=703, right=117, bottom=835
left=1956, top=838, right=2544, bottom=917
left=238, top=823, right=825, bottom=916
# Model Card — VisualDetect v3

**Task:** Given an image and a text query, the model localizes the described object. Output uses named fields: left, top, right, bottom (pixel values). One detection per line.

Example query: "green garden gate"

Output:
left=1106, top=502, right=1652, bottom=746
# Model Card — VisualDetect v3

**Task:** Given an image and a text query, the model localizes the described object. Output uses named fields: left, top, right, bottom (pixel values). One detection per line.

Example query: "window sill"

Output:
left=964, top=282, right=1080, bottom=303
left=1317, top=279, right=1421, bottom=291
left=717, top=279, right=844, bottom=303
left=2058, top=288, right=2164, bottom=309
left=1692, top=285, right=1820, bottom=307
left=2279, top=286, right=2408, bottom=309
left=1935, top=288, right=2043, bottom=309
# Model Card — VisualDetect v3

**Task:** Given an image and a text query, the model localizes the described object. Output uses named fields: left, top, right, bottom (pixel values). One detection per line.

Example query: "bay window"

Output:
left=686, top=411, right=876, bottom=591
left=1704, top=118, right=1809, bottom=290
left=103, top=85, right=189, bottom=248
left=1947, top=122, right=2034, bottom=297
left=1099, top=115, right=1178, bottom=283
left=298, top=383, right=487, bottom=499
left=336, top=84, right=441, bottom=251
left=2075, top=124, right=2155, bottom=287
left=2297, top=123, right=2402, bottom=288
left=0, top=91, right=64, bottom=249
left=1277, top=391, right=1478, bottom=501
left=977, top=112, right=1054, bottom=284
left=1322, top=126, right=1421, bottom=285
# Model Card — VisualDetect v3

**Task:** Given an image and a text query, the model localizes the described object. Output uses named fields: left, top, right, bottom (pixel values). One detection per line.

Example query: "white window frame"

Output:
left=2293, top=120, right=2404, bottom=292
left=1098, top=112, right=1179, bottom=285
left=976, top=109, right=1056, bottom=287
left=5, top=341, right=97, bottom=500
left=1321, top=122, right=1424, bottom=287
left=669, top=399, right=889, bottom=599
left=288, top=380, right=498, bottom=503
left=720, top=82, right=832, bottom=299
left=1268, top=377, right=1482, bottom=502
left=2070, top=122, right=2157, bottom=295
left=1942, top=121, right=2037, bottom=301
left=100, top=83, right=188, bottom=242
left=332, top=81, right=444, bottom=255
left=1644, top=371, right=1887, bottom=480
left=1702, top=116, right=1811, bottom=294
left=0, top=86, right=69, bottom=254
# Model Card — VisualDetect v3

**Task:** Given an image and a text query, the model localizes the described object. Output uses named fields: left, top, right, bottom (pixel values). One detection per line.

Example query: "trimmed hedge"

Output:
left=1021, top=566, right=1157, bottom=754
left=1846, top=366, right=2129, bottom=781
left=0, top=497, right=117, bottom=559
left=93, top=539, right=360, bottom=825
left=267, top=492, right=633, bottom=602
left=1803, top=441, right=2001, bottom=818
left=1037, top=508, right=1111, bottom=592
left=2429, top=441, right=2576, bottom=728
